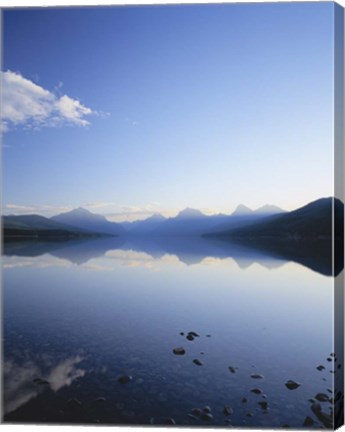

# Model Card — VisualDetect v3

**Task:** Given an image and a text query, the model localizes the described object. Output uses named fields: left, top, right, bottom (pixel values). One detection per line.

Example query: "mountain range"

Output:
left=2, top=198, right=343, bottom=242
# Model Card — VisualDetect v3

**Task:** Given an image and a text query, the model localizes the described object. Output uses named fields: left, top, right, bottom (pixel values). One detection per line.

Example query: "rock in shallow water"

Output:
left=191, top=408, right=202, bottom=416
left=193, top=359, right=203, bottom=366
left=223, top=406, right=233, bottom=416
left=303, top=416, right=314, bottom=426
left=33, top=377, right=49, bottom=385
left=94, top=397, right=106, bottom=403
left=150, top=417, right=176, bottom=425
left=250, top=373, right=264, bottom=379
left=228, top=366, right=237, bottom=374
left=173, top=347, right=186, bottom=355
left=315, top=393, right=329, bottom=402
left=258, top=401, right=269, bottom=410
left=117, top=374, right=133, bottom=384
left=316, top=365, right=325, bottom=371
left=285, top=380, right=301, bottom=390
left=201, top=413, right=213, bottom=421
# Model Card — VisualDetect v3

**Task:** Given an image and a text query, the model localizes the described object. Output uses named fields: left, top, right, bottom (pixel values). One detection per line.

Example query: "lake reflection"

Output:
left=2, top=237, right=339, bottom=427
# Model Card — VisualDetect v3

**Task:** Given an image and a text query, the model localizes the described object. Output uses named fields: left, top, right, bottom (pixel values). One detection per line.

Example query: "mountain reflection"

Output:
left=2, top=235, right=340, bottom=276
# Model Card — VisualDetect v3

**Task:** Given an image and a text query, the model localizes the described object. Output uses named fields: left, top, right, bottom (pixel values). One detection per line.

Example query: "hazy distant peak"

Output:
left=72, top=207, right=93, bottom=215
left=146, top=213, right=166, bottom=221
left=63, top=207, right=99, bottom=216
left=254, top=204, right=285, bottom=215
left=176, top=207, right=206, bottom=219
left=232, top=203, right=285, bottom=216
left=232, top=204, right=253, bottom=216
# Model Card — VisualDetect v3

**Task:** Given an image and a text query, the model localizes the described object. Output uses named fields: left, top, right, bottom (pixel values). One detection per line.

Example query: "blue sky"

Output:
left=2, top=2, right=335, bottom=221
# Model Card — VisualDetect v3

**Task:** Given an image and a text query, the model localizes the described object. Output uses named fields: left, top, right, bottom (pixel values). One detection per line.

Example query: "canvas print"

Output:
left=1, top=2, right=344, bottom=429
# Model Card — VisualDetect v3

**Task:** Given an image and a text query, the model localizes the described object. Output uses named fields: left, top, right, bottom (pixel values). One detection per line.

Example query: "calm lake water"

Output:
left=2, top=237, right=338, bottom=428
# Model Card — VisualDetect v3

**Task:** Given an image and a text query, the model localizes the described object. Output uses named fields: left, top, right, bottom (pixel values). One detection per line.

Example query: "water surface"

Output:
left=2, top=237, right=337, bottom=428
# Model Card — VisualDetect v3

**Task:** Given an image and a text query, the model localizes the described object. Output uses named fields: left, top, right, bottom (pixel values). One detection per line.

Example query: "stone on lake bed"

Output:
left=285, top=380, right=301, bottom=390
left=33, top=378, right=49, bottom=385
left=258, top=401, right=269, bottom=410
left=203, top=406, right=212, bottom=413
left=186, top=334, right=195, bottom=341
left=315, top=393, right=329, bottom=402
left=66, top=398, right=82, bottom=409
left=173, top=347, right=186, bottom=355
left=193, top=359, right=203, bottom=366
left=303, top=416, right=314, bottom=426
left=223, top=406, right=233, bottom=416
left=241, top=397, right=248, bottom=403
left=94, top=397, right=106, bottom=403
left=150, top=417, right=176, bottom=425
left=228, top=366, right=237, bottom=374
left=201, top=413, right=213, bottom=421
left=191, top=408, right=202, bottom=416
left=250, top=373, right=264, bottom=379
left=117, top=374, right=133, bottom=384
left=251, top=388, right=262, bottom=395
left=188, top=331, right=200, bottom=337
left=316, top=365, right=325, bottom=371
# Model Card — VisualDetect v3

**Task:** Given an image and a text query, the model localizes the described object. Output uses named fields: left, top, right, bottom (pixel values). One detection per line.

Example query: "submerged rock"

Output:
left=223, top=406, right=233, bottom=416
left=258, top=401, right=269, bottom=410
left=241, top=397, right=248, bottom=403
left=285, top=380, right=301, bottom=390
left=316, top=365, right=325, bottom=371
left=303, top=416, right=314, bottom=426
left=117, top=374, right=133, bottom=384
left=228, top=366, right=238, bottom=374
left=315, top=393, right=329, bottom=402
left=33, top=377, right=49, bottom=385
left=173, top=347, right=186, bottom=355
left=66, top=398, right=82, bottom=409
left=251, top=388, right=262, bottom=395
left=250, top=373, right=264, bottom=379
left=311, top=403, right=333, bottom=428
left=193, top=359, right=203, bottom=366
left=186, top=334, right=195, bottom=341
left=191, top=408, right=202, bottom=416
left=203, top=406, right=212, bottom=413
left=94, top=397, right=106, bottom=403
left=150, top=417, right=176, bottom=425
left=201, top=413, right=213, bottom=421
left=188, top=331, right=200, bottom=338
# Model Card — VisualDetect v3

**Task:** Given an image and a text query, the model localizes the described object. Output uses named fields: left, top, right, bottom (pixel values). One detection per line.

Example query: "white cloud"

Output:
left=3, top=203, right=72, bottom=216
left=1, top=70, right=98, bottom=131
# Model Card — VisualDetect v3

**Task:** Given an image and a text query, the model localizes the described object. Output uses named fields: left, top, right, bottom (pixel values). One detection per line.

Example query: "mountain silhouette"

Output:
left=51, top=208, right=125, bottom=236
left=232, top=204, right=285, bottom=216
left=205, top=197, right=344, bottom=276
left=2, top=214, right=99, bottom=239
left=212, top=198, right=342, bottom=240
left=175, top=208, right=207, bottom=219
left=120, top=206, right=282, bottom=236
